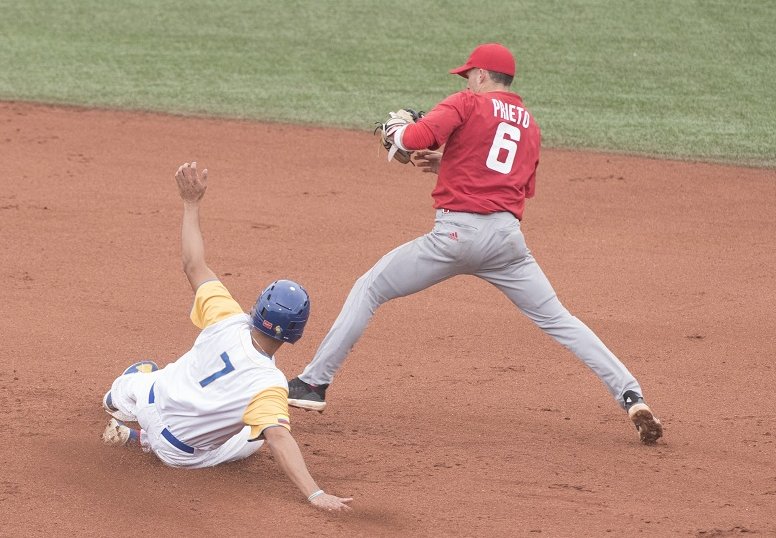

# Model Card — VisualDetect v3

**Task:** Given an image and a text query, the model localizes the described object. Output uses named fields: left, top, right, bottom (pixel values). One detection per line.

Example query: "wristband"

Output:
left=307, top=489, right=324, bottom=502
left=394, top=124, right=409, bottom=151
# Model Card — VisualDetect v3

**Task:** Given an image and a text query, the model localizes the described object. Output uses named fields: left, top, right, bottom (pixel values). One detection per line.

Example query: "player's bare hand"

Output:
left=175, top=161, right=208, bottom=203
left=310, top=493, right=354, bottom=513
left=412, top=150, right=443, bottom=174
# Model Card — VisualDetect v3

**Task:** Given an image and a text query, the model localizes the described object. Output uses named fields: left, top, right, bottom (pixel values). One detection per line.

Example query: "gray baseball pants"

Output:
left=300, top=209, right=642, bottom=407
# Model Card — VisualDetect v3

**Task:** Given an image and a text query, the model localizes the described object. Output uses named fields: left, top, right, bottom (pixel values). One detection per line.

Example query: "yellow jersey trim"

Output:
left=243, top=386, right=291, bottom=439
left=190, top=280, right=243, bottom=329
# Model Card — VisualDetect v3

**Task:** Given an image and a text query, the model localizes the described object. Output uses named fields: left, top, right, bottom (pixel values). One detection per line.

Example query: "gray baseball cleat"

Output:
left=623, top=390, right=663, bottom=444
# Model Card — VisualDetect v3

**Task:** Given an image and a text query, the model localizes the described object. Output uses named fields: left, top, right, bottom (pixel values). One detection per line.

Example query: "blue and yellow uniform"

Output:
left=108, top=280, right=292, bottom=467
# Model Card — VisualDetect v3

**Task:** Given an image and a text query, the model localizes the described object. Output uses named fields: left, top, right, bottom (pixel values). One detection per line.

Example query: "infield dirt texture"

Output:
left=1, top=101, right=774, bottom=536
left=2, top=0, right=776, bottom=536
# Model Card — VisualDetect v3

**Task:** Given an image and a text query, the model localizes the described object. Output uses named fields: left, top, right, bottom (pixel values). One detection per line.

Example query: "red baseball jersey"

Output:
left=413, top=90, right=541, bottom=220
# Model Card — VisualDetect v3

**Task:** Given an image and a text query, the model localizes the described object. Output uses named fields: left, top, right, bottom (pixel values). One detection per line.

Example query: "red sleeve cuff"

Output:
left=401, top=122, right=437, bottom=150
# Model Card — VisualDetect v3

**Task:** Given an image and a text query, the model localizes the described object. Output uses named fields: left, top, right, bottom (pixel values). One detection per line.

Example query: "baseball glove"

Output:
left=374, top=109, right=425, bottom=164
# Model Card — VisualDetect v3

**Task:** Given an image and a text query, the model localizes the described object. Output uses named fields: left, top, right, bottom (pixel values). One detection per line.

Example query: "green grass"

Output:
left=1, top=0, right=774, bottom=166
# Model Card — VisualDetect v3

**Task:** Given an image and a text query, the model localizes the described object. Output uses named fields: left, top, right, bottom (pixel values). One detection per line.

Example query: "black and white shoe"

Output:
left=287, top=377, right=328, bottom=412
left=623, top=390, right=663, bottom=444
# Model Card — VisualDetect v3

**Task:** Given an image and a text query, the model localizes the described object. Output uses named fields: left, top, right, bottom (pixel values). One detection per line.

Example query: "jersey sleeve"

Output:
left=401, top=121, right=437, bottom=151
left=418, top=91, right=472, bottom=148
left=189, top=280, right=244, bottom=329
left=243, top=386, right=291, bottom=440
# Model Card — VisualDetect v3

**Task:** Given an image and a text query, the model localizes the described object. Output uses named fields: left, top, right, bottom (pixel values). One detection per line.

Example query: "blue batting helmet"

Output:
left=250, top=280, right=310, bottom=344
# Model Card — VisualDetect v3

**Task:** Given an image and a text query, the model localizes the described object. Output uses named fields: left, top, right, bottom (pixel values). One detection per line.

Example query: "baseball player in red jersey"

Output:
left=100, top=162, right=352, bottom=511
left=288, top=44, right=662, bottom=444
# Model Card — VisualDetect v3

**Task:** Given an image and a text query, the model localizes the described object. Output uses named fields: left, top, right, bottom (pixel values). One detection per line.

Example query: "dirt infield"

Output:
left=1, top=101, right=774, bottom=536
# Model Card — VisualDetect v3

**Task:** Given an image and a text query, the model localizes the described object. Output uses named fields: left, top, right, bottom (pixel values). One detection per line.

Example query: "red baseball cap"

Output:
left=449, top=43, right=516, bottom=78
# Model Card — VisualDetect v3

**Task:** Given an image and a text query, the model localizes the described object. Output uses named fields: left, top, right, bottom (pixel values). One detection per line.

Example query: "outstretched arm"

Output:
left=175, top=162, right=218, bottom=292
left=262, top=426, right=353, bottom=512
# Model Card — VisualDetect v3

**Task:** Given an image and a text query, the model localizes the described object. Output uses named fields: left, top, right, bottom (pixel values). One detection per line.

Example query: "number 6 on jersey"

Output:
left=486, top=122, right=521, bottom=174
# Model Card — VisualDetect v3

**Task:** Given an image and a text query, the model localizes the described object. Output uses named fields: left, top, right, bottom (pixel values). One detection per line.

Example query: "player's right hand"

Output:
left=310, top=493, right=354, bottom=512
left=412, top=150, right=442, bottom=174
left=175, top=161, right=208, bottom=203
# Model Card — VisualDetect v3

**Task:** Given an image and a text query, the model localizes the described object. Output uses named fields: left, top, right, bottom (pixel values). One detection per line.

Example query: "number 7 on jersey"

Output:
left=199, top=352, right=235, bottom=387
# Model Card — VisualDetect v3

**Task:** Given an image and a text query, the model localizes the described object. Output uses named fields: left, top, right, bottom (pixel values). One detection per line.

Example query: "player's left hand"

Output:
left=375, top=109, right=424, bottom=164
left=175, top=161, right=208, bottom=203
left=310, top=492, right=354, bottom=513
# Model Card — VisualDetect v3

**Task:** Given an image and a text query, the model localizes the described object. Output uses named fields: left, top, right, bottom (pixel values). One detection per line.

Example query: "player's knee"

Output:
left=533, top=308, right=574, bottom=330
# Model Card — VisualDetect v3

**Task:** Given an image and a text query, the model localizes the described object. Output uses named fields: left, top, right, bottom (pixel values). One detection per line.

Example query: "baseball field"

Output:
left=2, top=1, right=775, bottom=536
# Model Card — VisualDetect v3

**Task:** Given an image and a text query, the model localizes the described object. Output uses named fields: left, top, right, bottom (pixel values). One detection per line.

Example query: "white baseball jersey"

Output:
left=151, top=280, right=291, bottom=450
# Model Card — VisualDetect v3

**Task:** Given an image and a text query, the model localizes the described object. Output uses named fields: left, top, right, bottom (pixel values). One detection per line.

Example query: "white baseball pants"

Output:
left=109, top=368, right=263, bottom=468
